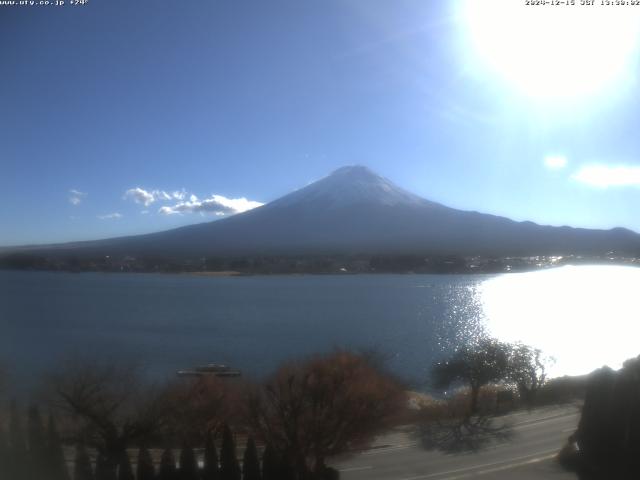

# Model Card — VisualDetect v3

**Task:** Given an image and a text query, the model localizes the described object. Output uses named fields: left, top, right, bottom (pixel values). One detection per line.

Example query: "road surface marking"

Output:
left=468, top=453, right=556, bottom=478
left=511, top=412, right=578, bottom=428
left=361, top=442, right=418, bottom=456
left=513, top=418, right=577, bottom=432
left=339, top=465, right=373, bottom=472
left=397, top=448, right=559, bottom=480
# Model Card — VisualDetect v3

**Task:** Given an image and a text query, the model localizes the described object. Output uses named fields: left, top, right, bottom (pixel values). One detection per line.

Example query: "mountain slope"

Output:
left=8, top=166, right=640, bottom=258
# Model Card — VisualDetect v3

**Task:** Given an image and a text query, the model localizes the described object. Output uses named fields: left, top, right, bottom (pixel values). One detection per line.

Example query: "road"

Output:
left=334, top=405, right=580, bottom=480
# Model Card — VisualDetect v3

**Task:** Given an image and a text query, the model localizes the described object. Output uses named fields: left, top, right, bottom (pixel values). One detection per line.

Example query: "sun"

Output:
left=460, top=0, right=640, bottom=100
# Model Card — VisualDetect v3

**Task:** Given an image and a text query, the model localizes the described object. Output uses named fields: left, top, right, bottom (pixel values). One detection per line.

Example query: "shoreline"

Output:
left=2, top=260, right=639, bottom=277
left=187, top=270, right=245, bottom=277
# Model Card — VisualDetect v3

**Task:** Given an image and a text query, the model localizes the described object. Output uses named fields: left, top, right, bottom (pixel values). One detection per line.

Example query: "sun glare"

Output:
left=461, top=0, right=640, bottom=100
left=480, top=266, right=640, bottom=378
left=544, top=155, right=567, bottom=170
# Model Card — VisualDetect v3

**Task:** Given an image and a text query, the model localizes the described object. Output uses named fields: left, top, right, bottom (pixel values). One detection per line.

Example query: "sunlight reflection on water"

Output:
left=479, top=265, right=640, bottom=377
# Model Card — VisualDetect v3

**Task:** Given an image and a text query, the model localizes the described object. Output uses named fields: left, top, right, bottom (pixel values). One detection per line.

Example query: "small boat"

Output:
left=177, top=363, right=242, bottom=378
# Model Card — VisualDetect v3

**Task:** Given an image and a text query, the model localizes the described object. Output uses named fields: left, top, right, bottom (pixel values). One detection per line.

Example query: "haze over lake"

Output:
left=1, top=265, right=637, bottom=389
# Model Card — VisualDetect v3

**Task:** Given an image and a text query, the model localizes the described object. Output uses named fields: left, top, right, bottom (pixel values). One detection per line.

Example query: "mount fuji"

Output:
left=6, top=166, right=640, bottom=259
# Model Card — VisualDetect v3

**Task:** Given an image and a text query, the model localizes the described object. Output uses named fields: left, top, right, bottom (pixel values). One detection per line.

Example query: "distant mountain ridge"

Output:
left=5, top=166, right=640, bottom=259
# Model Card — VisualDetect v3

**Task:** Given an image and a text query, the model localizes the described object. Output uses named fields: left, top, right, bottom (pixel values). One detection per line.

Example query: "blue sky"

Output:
left=2, top=0, right=640, bottom=246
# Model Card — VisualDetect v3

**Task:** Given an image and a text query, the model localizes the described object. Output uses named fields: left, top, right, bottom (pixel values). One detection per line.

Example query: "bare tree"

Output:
left=248, top=350, right=405, bottom=479
left=159, top=376, right=243, bottom=444
left=507, top=343, right=552, bottom=408
left=49, top=361, right=169, bottom=477
left=432, top=337, right=510, bottom=416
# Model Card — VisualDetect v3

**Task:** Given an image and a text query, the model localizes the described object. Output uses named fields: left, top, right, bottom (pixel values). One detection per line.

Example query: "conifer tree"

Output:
left=27, top=405, right=47, bottom=477
left=9, top=401, right=26, bottom=452
left=74, top=444, right=94, bottom=480
left=48, top=414, right=70, bottom=480
left=95, top=453, right=107, bottom=480
left=202, top=431, right=220, bottom=480
left=277, top=452, right=295, bottom=480
left=0, top=424, right=9, bottom=480
left=117, top=452, right=134, bottom=480
left=179, top=445, right=199, bottom=480
left=95, top=451, right=117, bottom=480
left=136, top=447, right=155, bottom=480
left=9, top=401, right=28, bottom=480
left=260, top=445, right=278, bottom=480
left=158, top=448, right=177, bottom=480
left=242, top=437, right=261, bottom=480
left=219, top=425, right=241, bottom=480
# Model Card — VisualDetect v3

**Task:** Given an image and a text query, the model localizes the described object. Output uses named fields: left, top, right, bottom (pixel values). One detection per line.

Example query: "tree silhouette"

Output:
left=9, top=401, right=27, bottom=480
left=52, top=362, right=168, bottom=476
left=28, top=405, right=47, bottom=478
left=48, top=414, right=70, bottom=480
left=117, top=452, right=134, bottom=480
left=136, top=447, right=155, bottom=480
left=219, top=425, right=240, bottom=480
left=260, top=444, right=278, bottom=480
left=158, top=448, right=177, bottom=480
left=277, top=452, right=295, bottom=480
left=95, top=451, right=116, bottom=480
left=202, top=431, right=220, bottom=480
left=74, top=444, right=95, bottom=480
left=179, top=445, right=199, bottom=480
left=506, top=343, right=550, bottom=408
left=432, top=338, right=510, bottom=415
left=568, top=356, right=640, bottom=479
left=242, top=437, right=261, bottom=480
left=0, top=423, right=9, bottom=480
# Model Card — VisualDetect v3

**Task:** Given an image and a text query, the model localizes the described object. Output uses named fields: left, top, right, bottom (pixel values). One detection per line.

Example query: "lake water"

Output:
left=1, top=265, right=638, bottom=390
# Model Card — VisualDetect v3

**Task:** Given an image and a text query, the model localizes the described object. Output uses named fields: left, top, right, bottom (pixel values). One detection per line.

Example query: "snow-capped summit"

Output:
left=267, top=165, right=431, bottom=210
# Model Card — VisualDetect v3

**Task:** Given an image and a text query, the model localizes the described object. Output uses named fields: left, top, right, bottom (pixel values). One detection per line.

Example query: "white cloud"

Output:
left=98, top=212, right=123, bottom=220
left=124, top=188, right=155, bottom=206
left=124, top=188, right=185, bottom=206
left=124, top=186, right=263, bottom=217
left=544, top=155, right=568, bottom=170
left=572, top=164, right=640, bottom=188
left=159, top=194, right=263, bottom=216
left=212, top=195, right=264, bottom=213
left=69, top=189, right=87, bottom=205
